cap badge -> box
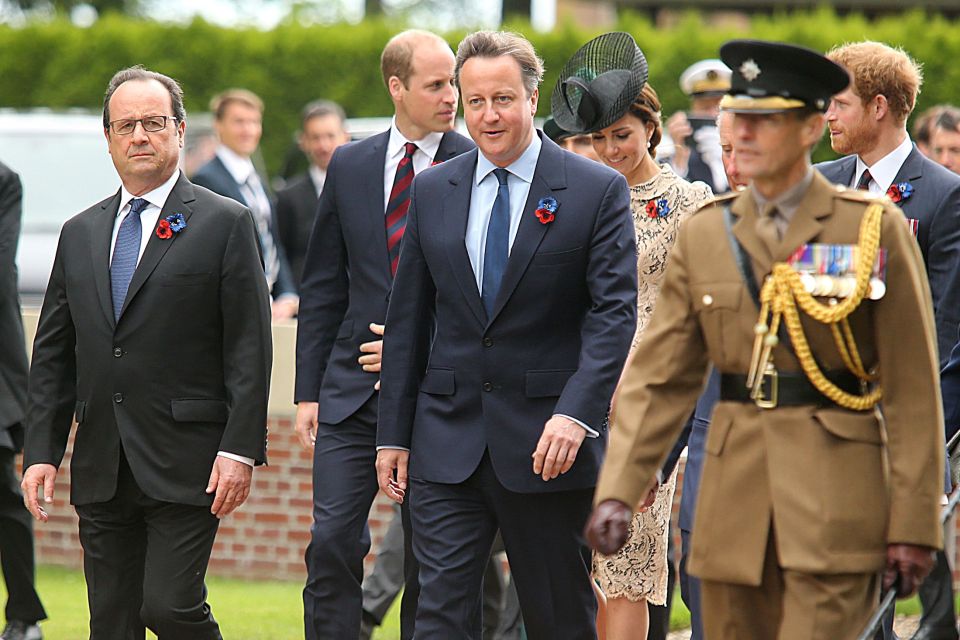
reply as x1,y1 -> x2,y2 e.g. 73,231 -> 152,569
740,59 -> 761,82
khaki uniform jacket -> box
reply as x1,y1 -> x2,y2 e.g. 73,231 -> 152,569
596,171 -> 944,586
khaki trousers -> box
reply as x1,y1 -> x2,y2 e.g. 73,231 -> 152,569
701,532 -> 879,639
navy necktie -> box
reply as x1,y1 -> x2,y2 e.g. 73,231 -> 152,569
111,197 -> 148,321
481,168 -> 510,316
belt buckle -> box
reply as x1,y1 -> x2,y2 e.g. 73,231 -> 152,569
753,364 -> 778,409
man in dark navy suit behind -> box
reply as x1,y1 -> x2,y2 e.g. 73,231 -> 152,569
294,29 -> 475,640
376,31 -> 637,639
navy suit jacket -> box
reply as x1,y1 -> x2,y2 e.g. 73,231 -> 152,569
192,155 -> 298,299
817,146 -> 960,364
377,133 -> 638,494
295,129 -> 475,425
0,162 -> 27,452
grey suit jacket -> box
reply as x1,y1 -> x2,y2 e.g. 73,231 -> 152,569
817,146 -> 960,364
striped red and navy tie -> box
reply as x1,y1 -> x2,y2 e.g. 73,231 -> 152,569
385,142 -> 418,277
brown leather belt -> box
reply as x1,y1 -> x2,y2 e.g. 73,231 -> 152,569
719,370 -> 865,408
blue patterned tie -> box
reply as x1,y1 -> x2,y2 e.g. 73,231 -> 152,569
111,197 -> 148,321
481,168 -> 510,317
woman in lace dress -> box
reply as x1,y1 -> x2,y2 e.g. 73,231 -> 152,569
590,82 -> 712,640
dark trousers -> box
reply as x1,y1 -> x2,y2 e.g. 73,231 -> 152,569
679,528 -> 703,640
303,396 -> 418,640
647,518 -> 676,640
410,452 -> 596,640
75,452 -> 221,640
361,501 -> 521,639
0,448 -> 45,624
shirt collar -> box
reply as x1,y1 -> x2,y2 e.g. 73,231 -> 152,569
855,135 -> 913,191
309,165 -> 327,194
474,131 -> 541,186
753,166 -> 815,220
387,117 -> 444,162
216,145 -> 256,184
118,169 -> 180,217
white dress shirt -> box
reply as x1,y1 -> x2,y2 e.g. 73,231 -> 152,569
465,133 -> 597,438
111,169 -> 254,468
853,135 -> 914,194
383,118 -> 443,212
309,165 -> 327,197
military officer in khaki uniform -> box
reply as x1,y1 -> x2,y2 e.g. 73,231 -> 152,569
585,40 -> 944,640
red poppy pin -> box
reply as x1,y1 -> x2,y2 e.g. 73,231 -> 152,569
156,213 -> 186,239
535,196 -> 558,225
886,182 -> 914,204
645,197 -> 671,219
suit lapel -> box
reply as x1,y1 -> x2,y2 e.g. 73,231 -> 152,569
363,131 -> 391,281
118,174 -> 196,321
93,191 -> 122,328
892,146 -> 923,217
488,135 -> 567,325
443,151 -> 486,326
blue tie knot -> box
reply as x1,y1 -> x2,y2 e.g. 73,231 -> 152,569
494,168 -> 509,186
128,198 -> 149,216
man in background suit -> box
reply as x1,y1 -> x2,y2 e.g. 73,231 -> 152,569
0,162 -> 46,640
275,99 -> 349,289
816,41 -> 960,640
294,30 -> 474,640
376,31 -> 637,639
22,67 -> 271,639
192,88 -> 299,320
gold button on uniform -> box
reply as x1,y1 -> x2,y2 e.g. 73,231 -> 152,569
702,294 -> 714,306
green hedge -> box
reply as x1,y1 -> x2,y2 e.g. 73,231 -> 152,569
1,8 -> 958,175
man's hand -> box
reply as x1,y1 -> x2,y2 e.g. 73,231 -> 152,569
294,401 -> 319,451
206,456 -> 253,519
271,297 -> 299,320
376,448 -> 408,504
884,544 -> 936,597
637,480 -> 659,512
359,323 -> 385,391
532,415 -> 586,481
584,499 -> 633,555
665,111 -> 692,174
21,463 -> 57,523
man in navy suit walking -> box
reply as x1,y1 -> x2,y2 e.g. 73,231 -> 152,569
376,31 -> 637,639
294,29 -> 474,640
816,41 -> 960,640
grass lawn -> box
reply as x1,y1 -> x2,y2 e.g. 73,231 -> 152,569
23,565 -> 925,639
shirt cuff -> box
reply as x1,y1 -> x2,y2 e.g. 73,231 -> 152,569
217,451 -> 255,467
375,446 -> 410,452
554,414 -> 599,438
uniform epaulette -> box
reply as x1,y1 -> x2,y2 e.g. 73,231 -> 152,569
833,185 -> 886,204
693,191 -> 737,215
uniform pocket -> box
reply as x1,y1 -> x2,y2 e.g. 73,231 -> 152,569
691,283 -> 743,364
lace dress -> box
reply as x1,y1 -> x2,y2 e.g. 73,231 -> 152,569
594,165 -> 713,603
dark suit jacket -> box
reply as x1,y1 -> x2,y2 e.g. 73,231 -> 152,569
817,146 -> 960,364
377,133 -> 638,494
295,129 -> 475,425
275,172 -> 320,290
941,339 -> 960,443
192,155 -> 298,300
25,173 -> 272,507
0,162 -> 28,452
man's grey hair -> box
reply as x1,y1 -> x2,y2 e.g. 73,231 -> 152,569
102,65 -> 186,130
454,31 -> 544,97
301,99 -> 347,129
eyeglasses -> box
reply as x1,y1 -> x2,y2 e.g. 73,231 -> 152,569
108,115 -> 176,135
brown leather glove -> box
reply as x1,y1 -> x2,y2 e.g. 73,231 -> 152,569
883,544 -> 936,598
584,499 -> 633,555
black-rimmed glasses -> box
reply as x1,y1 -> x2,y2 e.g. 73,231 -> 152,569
108,115 -> 176,135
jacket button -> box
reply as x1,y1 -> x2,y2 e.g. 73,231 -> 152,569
482,382 -> 493,392
483,337 -> 493,347
113,347 -> 123,358
113,393 -> 123,403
